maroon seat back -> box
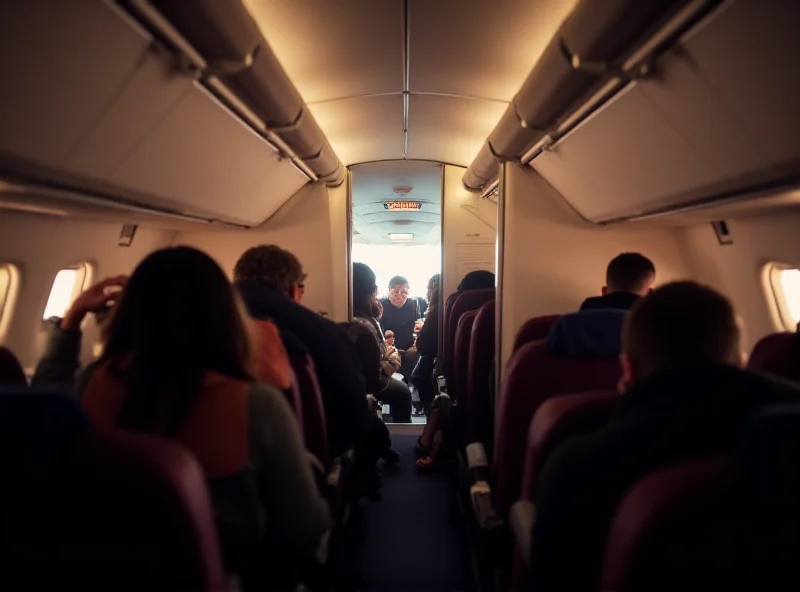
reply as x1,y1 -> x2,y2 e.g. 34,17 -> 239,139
602,456 -> 741,591
289,353 -> 330,468
521,389 -> 619,501
0,346 -> 26,385
512,315 -> 561,353
444,289 -> 495,389
466,300 -> 496,446
3,397 -> 227,591
494,341 -> 622,517
453,310 -> 478,401
748,332 -> 799,381
282,366 -> 305,437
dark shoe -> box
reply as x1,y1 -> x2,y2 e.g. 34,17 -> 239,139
382,447 -> 401,465
412,402 -> 424,416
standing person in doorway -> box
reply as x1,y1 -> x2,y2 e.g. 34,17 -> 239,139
380,276 -> 423,384
353,264 -> 413,423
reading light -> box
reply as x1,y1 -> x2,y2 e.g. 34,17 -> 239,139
389,233 -> 414,241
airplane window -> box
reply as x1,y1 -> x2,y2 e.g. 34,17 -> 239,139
0,263 -> 20,341
779,268 -> 800,326
42,265 -> 90,320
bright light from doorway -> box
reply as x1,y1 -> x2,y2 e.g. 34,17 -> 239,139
352,243 -> 441,299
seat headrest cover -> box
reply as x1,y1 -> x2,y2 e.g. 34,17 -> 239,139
547,309 -> 627,358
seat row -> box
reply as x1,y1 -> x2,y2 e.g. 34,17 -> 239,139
438,292 -> 799,590
0,347 -> 351,590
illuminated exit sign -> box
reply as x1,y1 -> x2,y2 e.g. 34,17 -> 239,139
384,201 -> 422,211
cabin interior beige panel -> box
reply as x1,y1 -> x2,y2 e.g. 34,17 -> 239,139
406,95 -> 507,166
174,183 -> 338,318
442,165 -> 498,300
498,164 -> 693,374
680,211 -> 800,352
409,0 -> 578,101
0,212 -> 175,368
242,0 -> 403,103
327,175 -> 351,322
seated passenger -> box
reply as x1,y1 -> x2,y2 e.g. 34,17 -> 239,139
352,263 -> 412,423
33,247 -> 331,578
338,321 -> 402,480
380,276 -> 422,383
580,252 -> 655,311
411,274 -> 441,412
457,269 -> 495,292
233,245 -> 369,458
530,281 -> 800,591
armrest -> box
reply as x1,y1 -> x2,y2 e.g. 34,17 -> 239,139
465,442 -> 490,485
509,500 -> 536,567
326,456 -> 343,489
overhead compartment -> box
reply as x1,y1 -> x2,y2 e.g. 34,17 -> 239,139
531,0 -> 800,223
0,0 -> 310,226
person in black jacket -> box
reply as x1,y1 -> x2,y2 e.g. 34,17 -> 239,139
530,281 -> 800,591
233,245 -> 369,459
579,252 -> 655,311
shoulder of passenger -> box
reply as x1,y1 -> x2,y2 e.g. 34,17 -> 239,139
246,382 -> 292,417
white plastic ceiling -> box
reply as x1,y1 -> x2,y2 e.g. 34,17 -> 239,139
351,161 -> 442,245
530,0 -> 800,223
242,0 -> 578,167
0,0 -> 308,227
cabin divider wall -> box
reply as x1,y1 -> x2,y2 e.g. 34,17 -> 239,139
175,182 -> 348,321
680,212 -> 800,351
441,165 -> 498,300
496,163 -> 694,380
0,211 -> 175,368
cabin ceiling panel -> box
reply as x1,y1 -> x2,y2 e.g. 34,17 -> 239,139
109,84 -> 307,226
409,0 -> 578,102
0,1 -> 149,169
242,0 -> 403,103
406,95 -> 507,167
531,0 -> 800,223
309,95 -> 405,166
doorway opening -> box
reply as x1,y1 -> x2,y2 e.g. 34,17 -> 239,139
350,161 -> 443,425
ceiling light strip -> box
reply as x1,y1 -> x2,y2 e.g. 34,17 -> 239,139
402,0 -> 410,158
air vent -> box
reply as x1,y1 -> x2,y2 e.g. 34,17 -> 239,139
118,224 -> 138,247
711,220 -> 733,245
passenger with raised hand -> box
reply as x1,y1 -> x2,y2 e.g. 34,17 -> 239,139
233,245 -> 369,458
33,247 -> 331,581
530,281 -> 800,591
580,252 -> 656,311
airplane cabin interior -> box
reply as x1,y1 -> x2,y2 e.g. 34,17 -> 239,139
1,0 -> 799,590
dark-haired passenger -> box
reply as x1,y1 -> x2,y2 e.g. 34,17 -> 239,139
580,252 -> 655,311
352,263 -> 413,423
530,281 -> 800,591
32,247 -> 331,579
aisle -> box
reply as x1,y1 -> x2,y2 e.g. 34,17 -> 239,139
347,434 -> 469,591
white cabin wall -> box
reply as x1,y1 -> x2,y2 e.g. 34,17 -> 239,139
327,175 -> 350,322
442,165 -> 498,299
0,211 -> 175,368
680,212 -> 800,351
498,163 -> 694,375
175,182 -> 343,319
